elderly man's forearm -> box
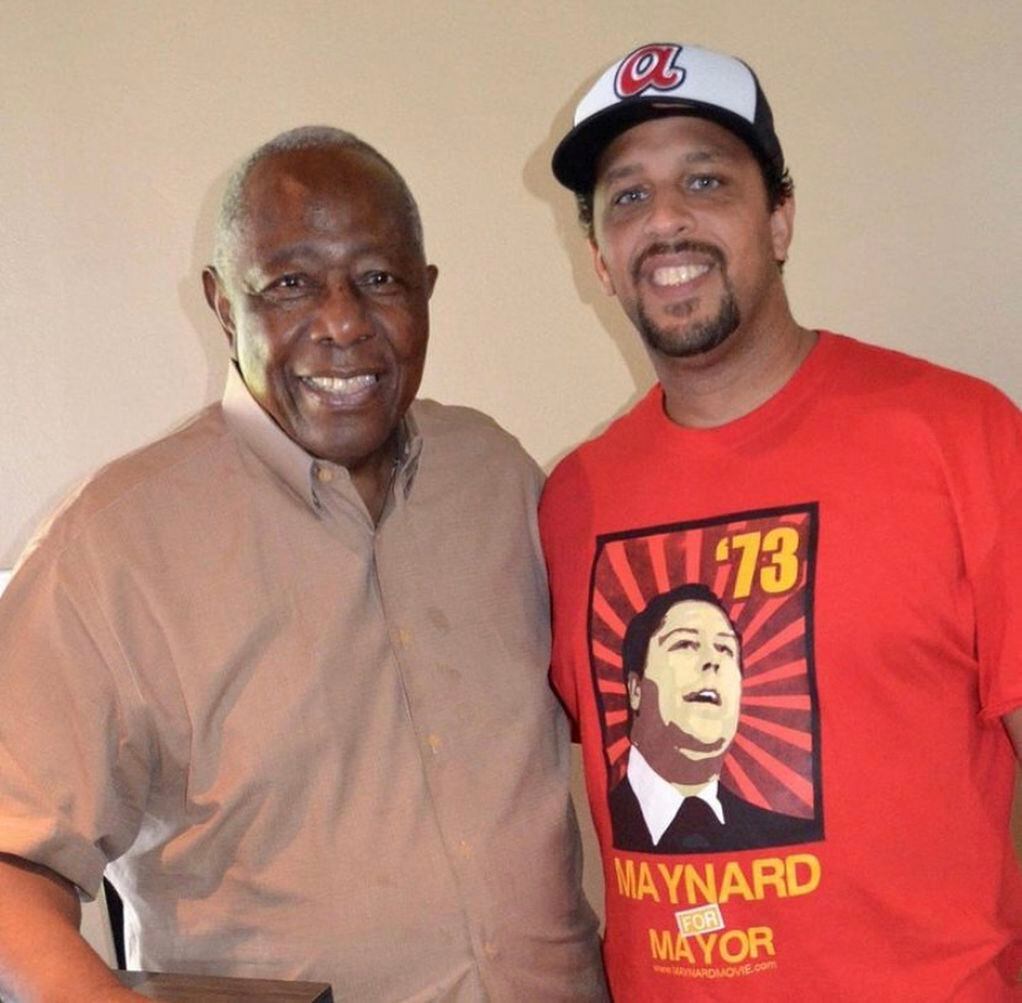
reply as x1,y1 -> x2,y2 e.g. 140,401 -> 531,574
0,855 -> 142,1003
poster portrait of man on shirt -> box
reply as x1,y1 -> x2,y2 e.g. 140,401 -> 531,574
608,575 -> 820,854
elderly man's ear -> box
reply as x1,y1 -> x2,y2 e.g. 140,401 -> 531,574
202,267 -> 237,355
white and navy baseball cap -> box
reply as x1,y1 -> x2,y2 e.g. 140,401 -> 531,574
552,42 -> 785,194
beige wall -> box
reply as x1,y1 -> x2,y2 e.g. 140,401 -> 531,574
2,0 -> 1020,567
2,0 -> 1021,919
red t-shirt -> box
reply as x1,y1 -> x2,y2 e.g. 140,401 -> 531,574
541,333 -> 1022,1001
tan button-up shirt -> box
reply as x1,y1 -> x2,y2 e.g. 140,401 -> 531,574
0,369 -> 605,1000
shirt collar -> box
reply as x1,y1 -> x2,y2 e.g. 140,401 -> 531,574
220,365 -> 422,512
627,745 -> 725,844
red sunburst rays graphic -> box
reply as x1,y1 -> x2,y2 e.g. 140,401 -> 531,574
590,512 -> 816,818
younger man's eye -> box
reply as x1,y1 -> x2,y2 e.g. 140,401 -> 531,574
689,175 -> 722,192
612,188 -> 646,206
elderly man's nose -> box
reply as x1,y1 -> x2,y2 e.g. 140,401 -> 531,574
311,286 -> 372,345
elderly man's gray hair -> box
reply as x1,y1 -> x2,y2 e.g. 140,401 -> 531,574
212,125 -> 425,275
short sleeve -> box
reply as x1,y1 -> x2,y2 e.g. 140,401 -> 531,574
954,387 -> 1022,719
540,454 -> 591,736
0,543 -> 152,897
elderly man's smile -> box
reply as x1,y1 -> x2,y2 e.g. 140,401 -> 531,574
298,372 -> 382,407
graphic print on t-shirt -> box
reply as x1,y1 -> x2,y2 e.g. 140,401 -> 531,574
589,504 -> 823,855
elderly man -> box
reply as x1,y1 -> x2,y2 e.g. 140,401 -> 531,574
540,42 -> 1022,1000
0,127 -> 604,1002
612,582 -> 816,854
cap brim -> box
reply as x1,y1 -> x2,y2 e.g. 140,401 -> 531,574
551,97 -> 778,194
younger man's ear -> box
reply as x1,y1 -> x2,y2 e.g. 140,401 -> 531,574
589,239 -> 618,298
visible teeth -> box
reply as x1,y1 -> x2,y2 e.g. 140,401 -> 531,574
652,264 -> 710,287
685,689 -> 721,704
303,374 -> 377,393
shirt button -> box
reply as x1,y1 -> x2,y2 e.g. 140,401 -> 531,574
315,465 -> 334,484
427,734 -> 443,755
457,839 -> 473,859
483,941 -> 499,959
397,627 -> 412,649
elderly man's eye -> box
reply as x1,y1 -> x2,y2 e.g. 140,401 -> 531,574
262,274 -> 312,298
362,271 -> 397,287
